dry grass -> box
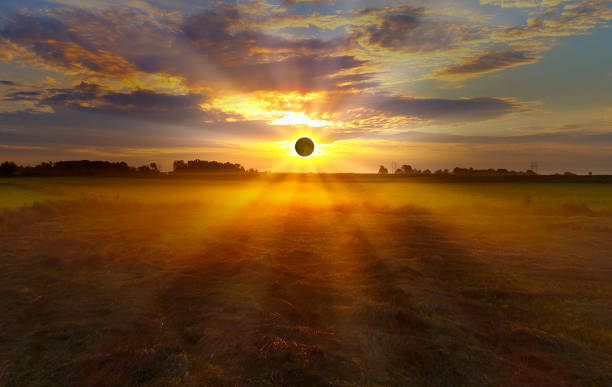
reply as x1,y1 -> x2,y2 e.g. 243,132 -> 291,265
1,176 -> 611,386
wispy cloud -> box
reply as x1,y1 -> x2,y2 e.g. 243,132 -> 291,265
438,50 -> 540,78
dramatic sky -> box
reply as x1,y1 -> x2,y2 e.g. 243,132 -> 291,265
0,0 -> 611,172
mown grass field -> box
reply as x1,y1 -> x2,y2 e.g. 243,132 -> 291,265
1,176 -> 611,386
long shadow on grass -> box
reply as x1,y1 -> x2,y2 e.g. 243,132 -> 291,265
63,175 -> 308,385
314,175 -> 580,387
313,174 -> 497,385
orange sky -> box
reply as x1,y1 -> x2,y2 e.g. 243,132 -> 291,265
0,0 -> 611,173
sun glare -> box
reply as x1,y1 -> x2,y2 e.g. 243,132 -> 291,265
205,92 -> 333,129
271,112 -> 331,127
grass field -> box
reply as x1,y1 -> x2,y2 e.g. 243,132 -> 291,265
1,176 -> 611,386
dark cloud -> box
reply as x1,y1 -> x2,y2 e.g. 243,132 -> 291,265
0,13 -> 135,77
70,91 -> 233,124
39,82 -> 102,106
367,12 -> 420,47
1,13 -> 82,47
364,130 -> 612,145
9,84 -> 238,124
304,92 -> 524,124
0,6 -> 364,93
180,7 -> 362,91
364,8 -> 481,52
0,80 -> 17,86
439,50 -> 538,77
182,8 -> 251,65
376,96 -> 522,121
101,91 -> 205,111
4,90 -> 42,102
0,109 -> 278,150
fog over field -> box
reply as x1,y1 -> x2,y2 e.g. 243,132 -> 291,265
1,176 -> 611,385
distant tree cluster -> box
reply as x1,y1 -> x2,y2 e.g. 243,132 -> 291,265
0,159 -> 259,177
378,164 -> 540,176
378,164 -> 433,175
394,165 -> 432,175
0,160 -> 160,177
448,167 -> 537,176
172,159 -> 255,174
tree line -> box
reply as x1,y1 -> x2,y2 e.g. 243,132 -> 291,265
0,159 -> 255,177
377,164 -> 588,176
173,160 -> 256,174
378,164 -> 539,175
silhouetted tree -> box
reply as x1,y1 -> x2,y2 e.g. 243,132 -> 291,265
172,159 -> 245,173
0,160 -> 165,176
449,167 -> 541,176
136,163 -> 161,175
173,160 -> 186,171
0,161 -> 18,176
400,165 -> 413,174
378,165 -> 388,174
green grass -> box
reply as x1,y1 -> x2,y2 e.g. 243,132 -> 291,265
1,176 -> 611,385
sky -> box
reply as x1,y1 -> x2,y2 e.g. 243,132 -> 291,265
0,0 -> 610,173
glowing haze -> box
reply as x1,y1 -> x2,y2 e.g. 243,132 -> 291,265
0,0 -> 611,173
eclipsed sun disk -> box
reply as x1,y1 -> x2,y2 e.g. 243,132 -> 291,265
295,137 -> 315,157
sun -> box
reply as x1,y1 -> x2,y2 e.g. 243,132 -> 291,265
294,136 -> 316,157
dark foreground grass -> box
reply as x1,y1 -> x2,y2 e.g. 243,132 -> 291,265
0,177 -> 611,386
